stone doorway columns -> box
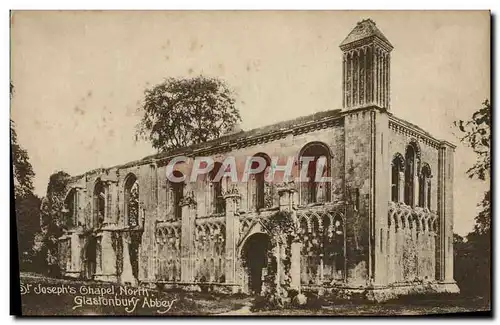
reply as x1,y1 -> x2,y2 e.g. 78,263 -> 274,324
241,233 -> 271,295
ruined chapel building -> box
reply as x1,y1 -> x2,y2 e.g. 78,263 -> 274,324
56,19 -> 459,300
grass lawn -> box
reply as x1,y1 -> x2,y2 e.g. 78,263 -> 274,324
17,272 -> 490,316
251,293 -> 491,316
252,298 -> 490,316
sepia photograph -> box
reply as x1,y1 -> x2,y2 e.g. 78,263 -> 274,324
10,10 -> 491,316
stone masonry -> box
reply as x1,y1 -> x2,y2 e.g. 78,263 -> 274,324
56,19 -> 459,301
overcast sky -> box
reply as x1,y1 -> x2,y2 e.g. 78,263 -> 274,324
10,11 -> 490,235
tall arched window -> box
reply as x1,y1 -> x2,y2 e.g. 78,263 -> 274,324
124,174 -> 139,227
93,180 -> 105,228
168,170 -> 184,220
64,188 -> 77,228
247,153 -> 272,211
209,162 -> 225,214
299,143 -> 331,205
404,142 -> 420,206
419,163 -> 432,209
391,154 -> 404,202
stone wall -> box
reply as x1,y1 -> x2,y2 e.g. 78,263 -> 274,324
193,218 -> 226,283
56,108 -> 456,296
155,222 -> 181,282
385,116 -> 452,286
150,122 -> 345,219
386,202 -> 437,283
60,117 -> 347,288
343,109 -> 374,285
296,206 -> 345,286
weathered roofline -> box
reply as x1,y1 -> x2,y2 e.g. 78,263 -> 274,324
71,109 -> 344,180
69,107 -> 454,182
388,113 -> 456,149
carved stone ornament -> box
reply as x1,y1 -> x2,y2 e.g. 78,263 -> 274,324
223,184 -> 241,199
179,190 -> 197,208
277,180 -> 297,194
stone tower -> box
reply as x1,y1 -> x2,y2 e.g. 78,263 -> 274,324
340,19 -> 393,111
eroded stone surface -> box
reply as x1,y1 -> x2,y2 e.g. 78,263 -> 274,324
55,19 -> 457,301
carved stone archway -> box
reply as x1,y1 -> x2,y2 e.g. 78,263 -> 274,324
240,232 -> 271,295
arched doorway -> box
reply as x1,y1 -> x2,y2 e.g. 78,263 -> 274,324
241,233 -> 271,295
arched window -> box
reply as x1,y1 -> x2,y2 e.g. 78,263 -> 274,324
64,188 -> 77,228
93,180 -> 105,228
168,170 -> 184,220
209,162 -> 225,214
248,153 -> 272,211
419,163 -> 432,209
299,143 -> 331,205
404,142 -> 420,206
124,174 -> 139,227
391,153 -> 404,202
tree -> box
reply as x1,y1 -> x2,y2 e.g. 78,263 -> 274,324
454,99 -> 491,234
10,82 -> 35,199
453,99 -> 491,298
11,82 -> 41,270
16,193 -> 41,270
11,120 -> 35,200
137,76 -> 241,152
454,99 -> 490,181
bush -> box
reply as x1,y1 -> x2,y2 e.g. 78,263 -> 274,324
250,294 -> 286,312
288,289 -> 299,301
250,295 -> 272,312
454,232 -> 491,299
291,293 -> 307,307
303,292 -> 326,310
